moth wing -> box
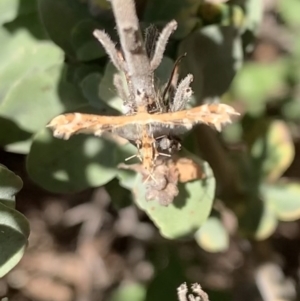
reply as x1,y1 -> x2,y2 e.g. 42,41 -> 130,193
47,113 -> 118,140
149,104 -> 239,132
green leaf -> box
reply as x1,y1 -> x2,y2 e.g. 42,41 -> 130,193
0,202 -> 30,278
254,203 -> 278,240
0,64 -> 88,153
278,0 -> 300,27
16,0 -> 37,15
238,197 -> 265,237
0,165 -> 29,278
0,0 -> 19,25
0,117 -> 31,152
109,283 -> 146,301
144,0 -> 200,39
0,30 -> 64,103
98,62 -> 125,112
4,0 -> 48,40
282,97 -> 300,121
80,72 -> 108,110
194,216 -> 229,252
0,29 -> 66,152
115,143 -> 141,190
244,0 -> 263,34
71,19 -> 106,61
0,65 -> 64,133
71,63 -> 104,85
0,164 -> 23,209
146,248 -> 186,301
27,128 -> 119,193
133,161 -> 215,239
106,178 -> 133,209
4,139 -> 33,154
154,56 -> 174,87
251,120 -> 295,182
38,0 -> 92,57
262,181 -> 300,221
38,0 -> 115,59
179,25 -> 243,101
197,3 -> 245,30
231,60 -> 288,115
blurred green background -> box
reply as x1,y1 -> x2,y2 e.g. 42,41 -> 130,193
0,0 -> 300,300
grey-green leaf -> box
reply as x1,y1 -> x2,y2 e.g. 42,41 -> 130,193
0,166 -> 28,278
27,128 -> 119,193
0,164 -> 23,209
262,181 -> 300,222
0,202 -> 30,278
195,216 -> 229,252
179,25 -> 243,102
133,162 -> 216,239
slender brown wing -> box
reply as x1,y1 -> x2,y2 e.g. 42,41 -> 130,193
146,103 -> 240,131
47,103 -> 239,140
47,113 -> 131,140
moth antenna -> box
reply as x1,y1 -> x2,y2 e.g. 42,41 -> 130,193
93,29 -> 127,72
171,74 -> 194,112
162,53 -> 187,105
150,20 -> 177,70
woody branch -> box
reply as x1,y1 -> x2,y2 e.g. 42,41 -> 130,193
110,0 -> 155,106
94,0 -> 178,109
